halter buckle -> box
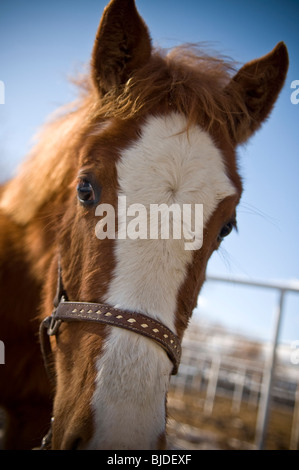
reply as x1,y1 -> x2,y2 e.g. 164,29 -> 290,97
47,295 -> 66,336
47,315 -> 62,336
40,417 -> 54,450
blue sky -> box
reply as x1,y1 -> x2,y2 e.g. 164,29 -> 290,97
0,0 -> 298,344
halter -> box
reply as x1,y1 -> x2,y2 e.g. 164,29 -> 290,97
39,260 -> 182,448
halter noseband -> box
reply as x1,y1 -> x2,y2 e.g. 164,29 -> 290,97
39,262 -> 181,391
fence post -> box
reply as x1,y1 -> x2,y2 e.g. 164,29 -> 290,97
290,382 -> 299,450
255,289 -> 285,449
232,367 -> 246,413
204,355 -> 221,415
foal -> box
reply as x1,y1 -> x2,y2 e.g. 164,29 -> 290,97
0,0 -> 288,449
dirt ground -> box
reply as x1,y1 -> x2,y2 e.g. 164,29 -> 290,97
166,390 -> 295,450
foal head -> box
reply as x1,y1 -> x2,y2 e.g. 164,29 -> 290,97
39,0 -> 288,449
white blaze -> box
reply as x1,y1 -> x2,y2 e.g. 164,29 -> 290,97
88,113 -> 236,449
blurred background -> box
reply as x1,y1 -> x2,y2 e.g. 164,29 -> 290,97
0,0 -> 298,450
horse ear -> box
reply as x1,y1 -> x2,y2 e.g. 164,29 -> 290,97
225,42 -> 289,144
91,0 -> 152,96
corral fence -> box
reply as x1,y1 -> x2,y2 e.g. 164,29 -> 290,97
169,275 -> 299,450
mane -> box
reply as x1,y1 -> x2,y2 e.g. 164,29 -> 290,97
0,45 -> 249,225
97,45 -> 250,137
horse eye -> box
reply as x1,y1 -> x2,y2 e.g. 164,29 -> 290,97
218,221 -> 234,243
77,179 -> 98,206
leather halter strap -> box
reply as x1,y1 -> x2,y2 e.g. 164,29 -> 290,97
41,300 -> 181,375
40,263 -> 181,380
